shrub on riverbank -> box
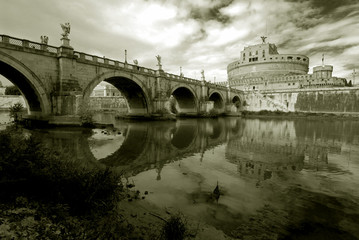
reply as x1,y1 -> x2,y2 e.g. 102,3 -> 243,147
9,102 -> 23,123
161,214 -> 188,240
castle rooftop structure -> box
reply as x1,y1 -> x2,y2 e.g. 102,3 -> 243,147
228,37 -> 309,81
227,37 -> 347,91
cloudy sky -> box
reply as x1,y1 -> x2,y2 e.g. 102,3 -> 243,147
0,0 -> 358,86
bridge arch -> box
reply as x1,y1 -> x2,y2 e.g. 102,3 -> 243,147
170,122 -> 197,150
208,91 -> 225,111
99,123 -> 149,168
231,95 -> 242,111
170,85 -> 198,114
83,71 -> 152,114
0,50 -> 51,115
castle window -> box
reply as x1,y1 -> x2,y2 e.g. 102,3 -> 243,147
287,56 -> 293,60
255,50 -> 258,55
297,57 -> 301,60
303,58 -> 307,61
243,53 -> 245,60
262,50 -> 265,57
249,52 -> 252,56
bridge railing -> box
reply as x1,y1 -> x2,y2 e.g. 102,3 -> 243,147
0,34 -> 58,54
73,51 -> 158,75
164,72 -> 202,84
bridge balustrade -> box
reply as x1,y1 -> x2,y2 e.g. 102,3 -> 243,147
0,34 -> 58,54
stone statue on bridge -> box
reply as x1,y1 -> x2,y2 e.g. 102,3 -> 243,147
60,22 -> 71,38
156,55 -> 162,70
40,36 -> 48,45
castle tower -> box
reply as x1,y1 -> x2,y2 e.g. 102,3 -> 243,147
312,65 -> 333,79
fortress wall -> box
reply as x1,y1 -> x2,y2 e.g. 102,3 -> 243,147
0,95 -> 26,109
89,96 -> 128,112
294,88 -> 359,113
262,87 -> 359,113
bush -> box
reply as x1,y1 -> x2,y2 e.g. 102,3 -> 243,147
162,215 -> 188,240
9,102 -> 23,123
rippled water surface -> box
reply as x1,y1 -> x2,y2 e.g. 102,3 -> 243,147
29,115 -> 359,239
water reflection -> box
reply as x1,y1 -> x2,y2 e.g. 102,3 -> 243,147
27,116 -> 359,238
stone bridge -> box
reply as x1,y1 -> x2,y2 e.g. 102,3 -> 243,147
0,34 -> 244,123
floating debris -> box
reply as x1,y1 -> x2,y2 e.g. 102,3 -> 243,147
213,181 -> 220,202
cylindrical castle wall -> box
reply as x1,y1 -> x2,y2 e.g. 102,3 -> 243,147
228,60 -> 309,81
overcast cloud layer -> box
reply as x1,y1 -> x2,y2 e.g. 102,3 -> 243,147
0,0 -> 358,85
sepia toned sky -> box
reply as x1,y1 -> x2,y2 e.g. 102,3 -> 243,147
0,0 -> 358,86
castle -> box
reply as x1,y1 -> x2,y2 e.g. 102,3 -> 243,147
227,37 -> 348,91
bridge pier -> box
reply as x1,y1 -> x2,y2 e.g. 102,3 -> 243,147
200,100 -> 214,113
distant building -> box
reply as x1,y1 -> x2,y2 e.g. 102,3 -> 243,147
91,82 -> 122,97
227,37 -> 347,91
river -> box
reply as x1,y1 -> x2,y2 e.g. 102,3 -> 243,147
2,113 -> 359,238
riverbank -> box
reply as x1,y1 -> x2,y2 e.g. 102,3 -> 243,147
0,189 -> 231,240
242,110 -> 359,120
0,125 -> 232,239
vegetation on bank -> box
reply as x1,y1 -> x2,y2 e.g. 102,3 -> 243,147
242,110 -> 359,119
9,102 -> 23,124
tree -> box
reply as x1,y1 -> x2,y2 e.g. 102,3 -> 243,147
5,85 -> 21,95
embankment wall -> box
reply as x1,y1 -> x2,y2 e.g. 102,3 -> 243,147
89,97 -> 128,113
0,95 -> 26,109
247,87 -> 359,113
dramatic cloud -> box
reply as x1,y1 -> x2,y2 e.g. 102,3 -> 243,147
0,0 -> 358,86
